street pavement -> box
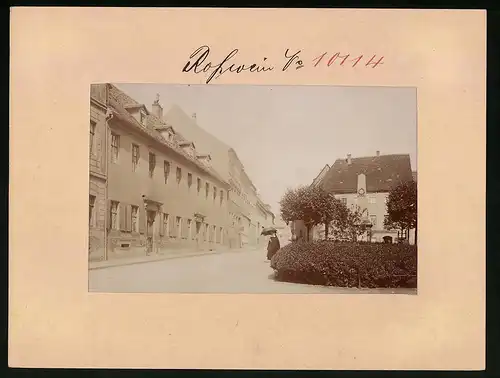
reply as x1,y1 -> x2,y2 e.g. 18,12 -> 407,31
88,247 -> 417,294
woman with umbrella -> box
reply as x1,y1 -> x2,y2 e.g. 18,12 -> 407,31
262,227 -> 280,260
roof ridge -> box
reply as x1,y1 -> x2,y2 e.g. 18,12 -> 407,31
310,163 -> 331,185
342,153 -> 409,159
107,91 -> 226,186
165,104 -> 232,151
322,153 -> 413,193
109,84 -> 141,106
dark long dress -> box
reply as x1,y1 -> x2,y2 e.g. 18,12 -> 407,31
267,236 -> 281,260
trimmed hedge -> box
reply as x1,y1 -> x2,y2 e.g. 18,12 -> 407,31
270,241 -> 417,288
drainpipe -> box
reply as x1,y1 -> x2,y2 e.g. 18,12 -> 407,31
104,107 -> 114,261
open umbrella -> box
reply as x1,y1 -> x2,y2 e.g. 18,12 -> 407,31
261,227 -> 277,236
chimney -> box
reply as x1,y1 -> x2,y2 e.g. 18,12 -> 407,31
152,93 -> 163,119
192,112 -> 197,120
376,150 -> 380,157
347,154 -> 352,165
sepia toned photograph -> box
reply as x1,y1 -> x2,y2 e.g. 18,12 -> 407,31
88,84 -> 417,294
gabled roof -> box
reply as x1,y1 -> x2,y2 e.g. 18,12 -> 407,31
164,104 -> 232,181
179,141 -> 196,149
124,103 -> 149,115
144,113 -> 174,132
310,164 -> 331,187
321,154 -> 413,194
163,106 -> 276,211
106,84 -> 228,187
108,85 -> 140,108
154,124 -> 175,133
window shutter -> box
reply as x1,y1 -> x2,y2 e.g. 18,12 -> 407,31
107,200 -> 112,230
124,205 -> 129,232
129,205 -> 134,232
159,212 -> 164,236
138,205 -> 146,234
125,205 -> 132,232
119,203 -> 127,231
169,216 -> 176,237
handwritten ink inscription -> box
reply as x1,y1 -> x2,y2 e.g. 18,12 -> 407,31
312,52 -> 384,68
182,45 -> 274,84
182,46 -> 384,83
283,49 -> 304,71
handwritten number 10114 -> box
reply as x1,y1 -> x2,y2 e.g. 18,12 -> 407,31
313,52 -> 384,68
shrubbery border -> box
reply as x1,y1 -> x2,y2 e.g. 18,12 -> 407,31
270,241 -> 417,289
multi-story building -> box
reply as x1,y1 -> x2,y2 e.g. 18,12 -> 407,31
293,152 -> 416,244
274,217 -> 292,247
227,148 -> 276,248
89,84 -> 232,262
89,84 -> 108,262
254,196 -> 276,247
163,104 -> 275,249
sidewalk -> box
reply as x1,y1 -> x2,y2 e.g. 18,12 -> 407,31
88,246 -> 260,270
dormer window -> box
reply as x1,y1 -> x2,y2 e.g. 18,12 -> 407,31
196,154 -> 212,167
180,141 -> 196,157
124,103 -> 149,125
157,125 -> 176,143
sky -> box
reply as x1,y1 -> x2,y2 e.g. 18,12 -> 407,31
115,84 -> 417,216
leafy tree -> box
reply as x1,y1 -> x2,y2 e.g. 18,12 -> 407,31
330,203 -> 367,242
279,185 -> 343,240
384,180 -> 417,242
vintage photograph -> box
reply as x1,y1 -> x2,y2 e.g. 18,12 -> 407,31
88,84 -> 417,294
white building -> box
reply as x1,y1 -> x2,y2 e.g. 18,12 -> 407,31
294,152 -> 416,244
163,104 -> 275,249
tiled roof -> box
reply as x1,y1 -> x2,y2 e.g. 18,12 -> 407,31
311,164 -> 331,187
179,141 -> 195,148
108,84 -> 140,106
163,105 -> 275,212
106,84 -> 228,187
321,154 -> 413,194
124,103 -> 149,114
164,105 -> 232,180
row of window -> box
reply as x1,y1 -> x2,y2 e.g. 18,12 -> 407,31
339,196 -> 380,206
230,182 -> 255,208
109,132 -> 228,205
89,121 -> 96,155
107,200 -> 225,243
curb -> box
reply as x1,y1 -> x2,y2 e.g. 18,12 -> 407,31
88,248 -> 255,271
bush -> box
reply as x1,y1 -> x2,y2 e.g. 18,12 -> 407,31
270,241 -> 417,288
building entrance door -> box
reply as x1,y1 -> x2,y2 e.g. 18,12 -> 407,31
195,221 -> 202,249
146,210 -> 156,255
